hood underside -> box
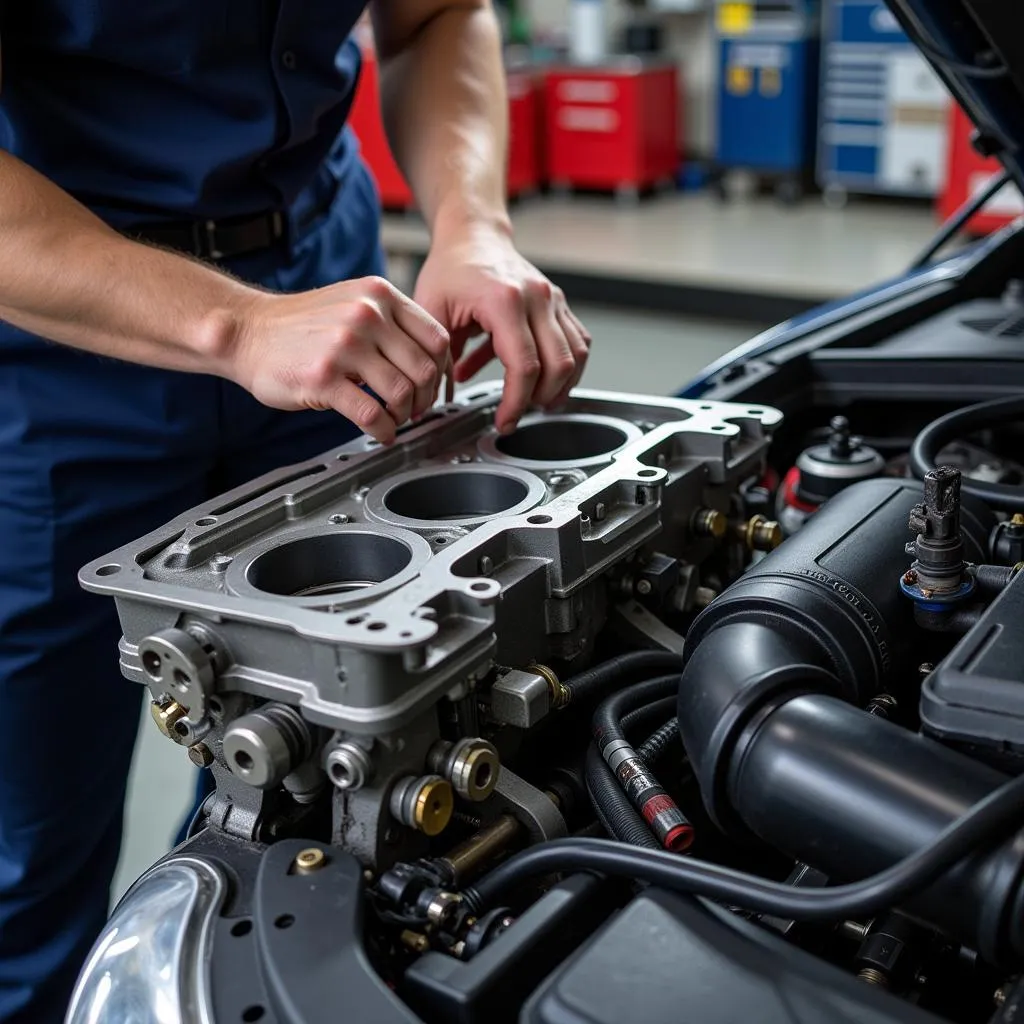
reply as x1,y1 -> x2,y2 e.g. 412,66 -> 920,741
886,0 -> 1024,192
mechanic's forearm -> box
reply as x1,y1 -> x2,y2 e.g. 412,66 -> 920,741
375,3 -> 511,243
0,152 -> 254,372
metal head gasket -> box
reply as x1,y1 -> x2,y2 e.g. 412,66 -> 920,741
80,383 -> 781,736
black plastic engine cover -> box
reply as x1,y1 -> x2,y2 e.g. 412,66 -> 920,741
523,890 -> 943,1024
921,566 -> 1024,773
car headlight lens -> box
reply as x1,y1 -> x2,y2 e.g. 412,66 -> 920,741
66,858 -> 224,1024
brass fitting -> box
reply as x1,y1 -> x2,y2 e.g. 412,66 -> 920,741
857,967 -> 889,988
428,738 -> 501,802
390,775 -> 454,837
151,699 -> 189,742
439,814 -> 523,884
187,743 -> 214,768
1011,513 -> 1024,527
531,662 -> 570,709
691,507 -> 727,540
736,514 -> 783,553
293,848 -> 327,875
401,930 -> 430,954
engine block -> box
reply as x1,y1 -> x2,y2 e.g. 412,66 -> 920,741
81,384 -> 781,863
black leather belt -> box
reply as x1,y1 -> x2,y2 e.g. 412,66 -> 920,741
129,210 -> 287,262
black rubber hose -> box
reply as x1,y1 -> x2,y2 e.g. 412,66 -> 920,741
562,651 -> 684,706
619,696 -> 677,745
592,674 -> 681,747
637,718 -> 680,767
584,744 -> 659,850
465,770 -> 1024,922
910,396 -> 1024,511
593,676 -> 692,851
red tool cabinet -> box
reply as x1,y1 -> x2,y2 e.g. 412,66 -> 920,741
349,49 -> 541,211
543,60 -> 680,195
939,104 -> 1022,236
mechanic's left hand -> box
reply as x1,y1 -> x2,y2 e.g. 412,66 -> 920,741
414,227 -> 591,434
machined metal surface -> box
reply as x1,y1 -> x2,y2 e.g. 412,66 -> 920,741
81,386 -> 780,737
81,385 -> 780,860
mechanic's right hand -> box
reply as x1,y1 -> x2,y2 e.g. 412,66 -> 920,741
231,276 -> 450,445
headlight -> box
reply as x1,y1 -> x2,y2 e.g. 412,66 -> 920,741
66,858 -> 224,1024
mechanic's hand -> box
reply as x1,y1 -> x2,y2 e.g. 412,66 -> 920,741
414,228 -> 591,434
232,276 -> 450,445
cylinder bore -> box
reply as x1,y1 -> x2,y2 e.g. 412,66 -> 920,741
247,532 -> 412,597
228,525 -> 431,607
478,414 -> 643,470
365,465 -> 546,530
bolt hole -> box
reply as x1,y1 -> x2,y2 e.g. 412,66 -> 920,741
96,564 -> 121,577
400,631 -> 413,638
433,536 -> 448,545
196,517 -> 218,527
367,621 -> 387,632
748,409 -> 762,415
474,763 -> 492,788
174,721 -> 190,737
431,799 -> 442,812
330,763 -> 350,783
337,454 -> 349,462
527,514 -> 552,525
173,668 -> 191,691
231,919 -> 252,938
274,914 -> 295,930
208,697 -> 223,715
637,469 -> 659,478
242,1006 -> 265,1022
700,404 -> 713,410
470,581 -> 492,593
142,650 -> 162,679
712,425 -> 727,432
345,615 -> 367,626
234,751 -> 254,773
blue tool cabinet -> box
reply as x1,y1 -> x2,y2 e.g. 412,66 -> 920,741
715,1 -> 821,202
817,0 -> 949,203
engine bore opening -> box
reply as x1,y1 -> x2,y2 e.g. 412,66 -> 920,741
496,419 -> 630,463
246,532 -> 414,598
383,472 -> 530,522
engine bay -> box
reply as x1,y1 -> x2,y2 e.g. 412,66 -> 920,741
68,276 -> 1024,1024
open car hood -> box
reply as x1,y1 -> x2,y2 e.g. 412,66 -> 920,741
886,1 -> 1024,191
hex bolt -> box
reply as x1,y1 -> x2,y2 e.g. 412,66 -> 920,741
293,847 -> 327,875
635,579 -> 653,597
325,742 -> 373,792
428,737 -> 501,802
151,700 -> 189,743
425,891 -> 463,927
594,502 -> 607,522
478,555 -> 494,576
548,474 -> 568,489
223,703 -> 313,790
390,775 -> 454,836
452,453 -> 473,464
188,743 -> 215,768
691,507 -> 727,540
736,514 -> 783,552
328,513 -> 350,525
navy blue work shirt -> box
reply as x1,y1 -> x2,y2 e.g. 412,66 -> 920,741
0,1 -> 373,231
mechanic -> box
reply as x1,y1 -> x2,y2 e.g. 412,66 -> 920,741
0,3 -> 590,1020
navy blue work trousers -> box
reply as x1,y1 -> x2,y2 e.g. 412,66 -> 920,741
0,163 -> 385,1023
